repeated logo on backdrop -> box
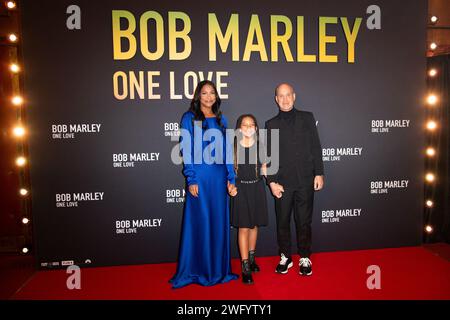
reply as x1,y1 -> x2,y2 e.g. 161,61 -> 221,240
22,0 -> 426,268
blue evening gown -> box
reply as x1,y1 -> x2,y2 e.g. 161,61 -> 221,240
170,110 -> 238,289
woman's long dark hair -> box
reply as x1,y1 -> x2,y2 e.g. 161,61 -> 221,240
234,114 -> 260,178
189,80 -> 224,130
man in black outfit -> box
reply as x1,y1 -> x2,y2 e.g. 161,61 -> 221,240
265,83 -> 324,276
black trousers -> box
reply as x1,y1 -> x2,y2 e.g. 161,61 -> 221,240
274,183 -> 314,258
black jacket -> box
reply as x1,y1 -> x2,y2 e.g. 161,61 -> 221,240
265,108 -> 324,187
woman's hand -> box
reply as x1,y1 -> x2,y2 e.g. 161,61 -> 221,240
227,181 -> 238,197
188,184 -> 199,197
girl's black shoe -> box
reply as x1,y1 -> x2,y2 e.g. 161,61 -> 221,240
241,259 -> 254,284
249,250 -> 260,272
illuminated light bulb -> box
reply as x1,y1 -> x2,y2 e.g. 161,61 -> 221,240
428,69 -> 437,77
12,96 -> 23,106
10,63 -> 20,73
22,218 -> 29,224
427,94 -> 438,106
426,147 -> 435,157
6,1 -> 16,9
426,120 -> 437,131
19,188 -> 28,196
8,33 -> 18,42
430,16 -> 438,24
425,225 -> 433,233
16,156 -> 26,167
426,200 -> 433,208
430,42 -> 437,50
22,247 -> 29,254
13,126 -> 25,137
425,173 -> 435,182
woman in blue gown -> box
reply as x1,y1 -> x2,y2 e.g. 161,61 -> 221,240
170,80 -> 239,289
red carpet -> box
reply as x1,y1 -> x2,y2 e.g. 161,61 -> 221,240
0,255 -> 34,300
10,246 -> 450,300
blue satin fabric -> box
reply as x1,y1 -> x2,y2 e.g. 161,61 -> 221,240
170,111 -> 238,289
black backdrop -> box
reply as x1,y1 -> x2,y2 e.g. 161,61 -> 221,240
20,0 -> 427,269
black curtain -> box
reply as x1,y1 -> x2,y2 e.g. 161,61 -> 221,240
425,54 -> 450,243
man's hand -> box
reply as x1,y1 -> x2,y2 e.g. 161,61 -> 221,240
314,175 -> 324,191
188,184 -> 199,197
227,181 -> 238,197
269,182 -> 284,198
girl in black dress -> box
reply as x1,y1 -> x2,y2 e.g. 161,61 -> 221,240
230,114 -> 269,284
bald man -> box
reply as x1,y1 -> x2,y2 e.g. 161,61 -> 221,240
265,83 -> 324,276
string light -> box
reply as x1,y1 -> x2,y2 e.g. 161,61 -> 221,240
426,120 -> 437,131
4,9 -> 32,258
12,125 -> 26,138
426,147 -> 435,157
426,94 -> 438,106
10,63 -> 20,73
6,1 -> 16,9
425,17 -> 439,241
15,156 -> 26,167
8,33 -> 18,42
428,69 -> 437,77
425,173 -> 435,183
11,95 -> 23,106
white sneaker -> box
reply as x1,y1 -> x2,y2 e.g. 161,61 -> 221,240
299,257 -> 312,276
275,253 -> 293,274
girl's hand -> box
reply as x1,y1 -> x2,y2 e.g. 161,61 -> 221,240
227,181 -> 238,197
261,163 -> 267,177
188,184 -> 199,197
